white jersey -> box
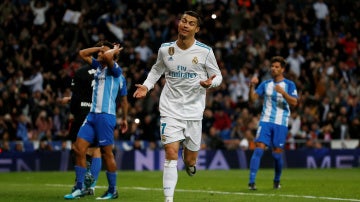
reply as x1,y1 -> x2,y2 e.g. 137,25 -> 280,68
143,40 -> 222,120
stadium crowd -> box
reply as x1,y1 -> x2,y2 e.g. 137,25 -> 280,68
0,0 -> 360,153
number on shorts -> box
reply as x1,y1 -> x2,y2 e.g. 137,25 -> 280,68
161,122 -> 167,134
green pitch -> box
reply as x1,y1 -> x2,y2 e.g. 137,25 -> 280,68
0,168 -> 359,202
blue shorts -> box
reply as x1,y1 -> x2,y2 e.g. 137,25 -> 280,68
77,112 -> 116,146
255,122 -> 288,149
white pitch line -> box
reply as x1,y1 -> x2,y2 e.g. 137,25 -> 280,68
46,184 -> 360,202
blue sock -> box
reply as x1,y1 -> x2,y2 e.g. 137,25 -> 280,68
90,157 -> 102,187
249,148 -> 264,184
106,171 -> 117,193
272,152 -> 283,182
75,166 -> 87,189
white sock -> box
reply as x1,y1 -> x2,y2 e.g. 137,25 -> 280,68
165,196 -> 173,202
163,159 -> 178,200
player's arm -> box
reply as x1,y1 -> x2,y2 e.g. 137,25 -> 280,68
102,44 -> 123,69
119,95 -> 129,134
274,85 -> 298,107
134,49 -> 165,98
248,76 -> 259,103
79,46 -> 102,65
201,49 -> 223,88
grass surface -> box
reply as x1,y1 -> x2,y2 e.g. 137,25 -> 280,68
0,168 -> 359,202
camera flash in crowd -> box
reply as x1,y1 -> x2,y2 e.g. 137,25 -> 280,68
134,118 -> 140,124
211,14 -> 217,19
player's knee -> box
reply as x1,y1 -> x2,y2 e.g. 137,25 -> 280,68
73,144 -> 86,156
255,142 -> 266,149
165,148 -> 179,160
272,147 -> 283,153
101,147 -> 114,159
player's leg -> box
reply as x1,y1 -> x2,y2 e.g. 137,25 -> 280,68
182,120 -> 202,176
84,147 -> 101,195
182,148 -> 198,176
64,116 -> 95,199
160,117 -> 185,202
68,118 -> 82,187
272,148 -> 283,189
90,147 -> 102,188
248,122 -> 270,190
95,113 -> 118,200
272,124 -> 288,189
96,145 -> 118,199
163,142 -> 180,202
64,138 -> 91,199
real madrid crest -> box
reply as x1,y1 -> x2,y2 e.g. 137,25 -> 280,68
168,47 -> 174,61
192,57 -> 198,64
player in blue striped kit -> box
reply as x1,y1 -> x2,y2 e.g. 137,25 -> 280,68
64,41 -> 124,200
248,56 -> 298,190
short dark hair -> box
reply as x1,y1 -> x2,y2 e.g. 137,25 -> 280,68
94,41 -> 120,61
184,11 -> 202,27
271,56 -> 287,68
94,40 -> 113,49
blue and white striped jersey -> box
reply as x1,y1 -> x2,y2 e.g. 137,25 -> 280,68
255,78 -> 298,126
89,58 -> 122,115
118,74 -> 127,97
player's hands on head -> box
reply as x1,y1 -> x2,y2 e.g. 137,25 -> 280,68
200,75 -> 216,88
133,84 -> 148,98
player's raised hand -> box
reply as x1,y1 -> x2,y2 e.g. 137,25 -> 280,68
133,84 -> 148,98
113,43 -> 123,52
249,76 -> 259,86
200,75 -> 216,88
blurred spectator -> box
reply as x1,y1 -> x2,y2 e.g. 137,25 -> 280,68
212,106 -> 232,140
30,0 -> 49,26
286,48 -> 305,79
22,64 -> 43,94
37,139 -> 53,152
320,123 -> 333,148
134,39 -> 153,63
205,126 -> 225,150
14,141 -> 24,152
16,113 -> 31,142
287,110 -> 301,150
34,110 -> 53,140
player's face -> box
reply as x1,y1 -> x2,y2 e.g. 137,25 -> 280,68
97,46 -> 111,62
178,14 -> 200,39
270,61 -> 284,78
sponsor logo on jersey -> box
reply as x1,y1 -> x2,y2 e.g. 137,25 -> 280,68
80,102 -> 92,107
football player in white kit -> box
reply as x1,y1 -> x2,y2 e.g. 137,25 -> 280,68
133,11 -> 223,202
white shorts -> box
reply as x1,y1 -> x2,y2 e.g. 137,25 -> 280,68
160,116 -> 202,151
